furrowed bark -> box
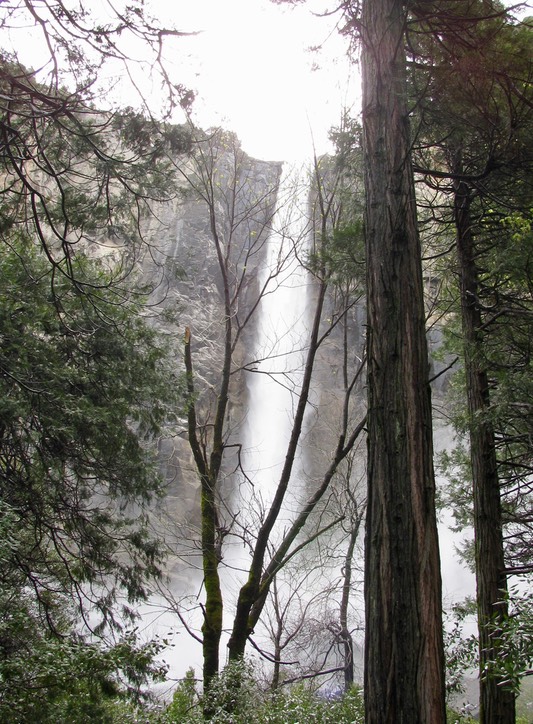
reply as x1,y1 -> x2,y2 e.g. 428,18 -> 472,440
453,170 -> 516,724
361,0 -> 446,721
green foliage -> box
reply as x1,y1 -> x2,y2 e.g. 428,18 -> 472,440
446,709 -> 477,724
0,615 -> 167,723
112,109 -> 192,160
163,668 -> 201,722
437,443 -> 476,571
261,684 -> 365,724
443,586 -> 533,707
0,1 -> 193,117
0,56 -> 187,293
443,598 -> 479,696
0,239 -> 183,716
0,496 -> 169,722
481,582 -> 533,695
435,210 -> 533,576
310,117 -> 365,292
0,7 -> 192,721
201,659 -> 257,722
161,660 -> 365,724
308,221 -> 365,289
305,136 -> 366,442
328,114 -> 363,181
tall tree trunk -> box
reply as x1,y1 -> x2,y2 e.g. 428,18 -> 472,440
184,328 -> 223,694
199,469 -> 223,693
361,1 -> 446,721
270,579 -> 284,690
453,172 -> 516,724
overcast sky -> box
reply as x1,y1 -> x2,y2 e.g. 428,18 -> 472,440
144,0 -> 529,161
150,0 -> 358,161
10,0 -> 529,162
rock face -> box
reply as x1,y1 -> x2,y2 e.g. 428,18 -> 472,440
139,140 -> 283,570
136,143 -> 368,595
137,134 -> 453,616
126,134 -> 465,687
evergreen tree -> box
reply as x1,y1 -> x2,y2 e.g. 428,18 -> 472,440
0,239 -> 183,718
0,5 -> 192,712
360,0 -> 446,720
409,4 -> 533,718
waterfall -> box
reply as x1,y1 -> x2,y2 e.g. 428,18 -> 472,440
222,162 -> 313,589
243,162 -> 312,525
135,156 -> 479,694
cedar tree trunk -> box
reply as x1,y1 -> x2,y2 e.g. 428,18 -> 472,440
361,0 -> 446,721
453,172 -> 516,724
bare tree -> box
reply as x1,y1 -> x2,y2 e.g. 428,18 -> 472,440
173,128 -> 367,696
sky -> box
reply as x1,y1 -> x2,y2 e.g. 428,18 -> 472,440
161,0 -> 531,163
145,0 -> 359,161
111,0 -> 531,161
147,0 -> 530,161
10,0 -> 529,163
4,0 -> 357,162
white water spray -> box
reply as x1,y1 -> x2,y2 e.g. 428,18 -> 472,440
242,162 -> 312,522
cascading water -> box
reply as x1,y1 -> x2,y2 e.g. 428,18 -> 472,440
241,162 -> 312,529
138,162 -> 316,685
221,160 -> 314,619
139,154 -> 477,694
